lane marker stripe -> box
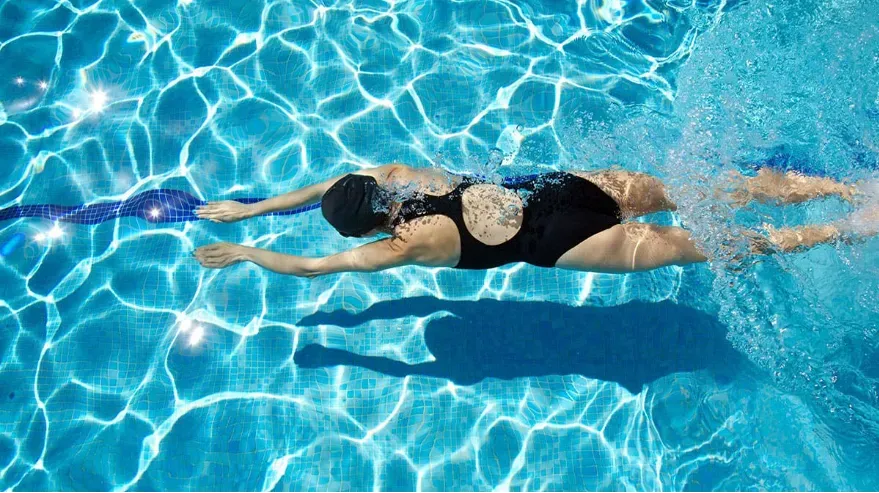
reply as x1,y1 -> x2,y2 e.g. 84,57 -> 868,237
0,175 -> 541,225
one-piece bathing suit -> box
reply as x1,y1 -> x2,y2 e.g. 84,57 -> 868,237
394,172 -> 622,269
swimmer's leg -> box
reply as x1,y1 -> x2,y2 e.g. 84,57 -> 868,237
759,206 -> 879,253
721,168 -> 857,206
555,223 -> 707,273
758,224 -> 841,253
555,207 -> 876,272
572,171 -> 678,218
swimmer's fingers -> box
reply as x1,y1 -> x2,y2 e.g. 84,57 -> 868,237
194,242 -> 235,258
198,258 -> 237,268
194,242 -> 226,253
195,201 -> 253,222
195,203 -> 228,222
194,202 -> 220,217
197,212 -> 223,223
194,243 -> 244,268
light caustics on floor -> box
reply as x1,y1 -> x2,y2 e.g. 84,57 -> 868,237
2,0 -> 878,491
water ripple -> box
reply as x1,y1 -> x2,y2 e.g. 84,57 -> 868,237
2,0 -> 876,490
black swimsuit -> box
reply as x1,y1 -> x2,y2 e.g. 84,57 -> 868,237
395,172 -> 622,269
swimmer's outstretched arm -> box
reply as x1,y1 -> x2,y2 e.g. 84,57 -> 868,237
195,164 -> 404,223
194,232 -> 443,276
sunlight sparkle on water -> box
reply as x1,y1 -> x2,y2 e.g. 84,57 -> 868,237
48,224 -> 63,239
89,90 -> 108,112
188,325 -> 205,346
149,208 -> 161,218
14,77 -> 25,86
38,81 -> 48,90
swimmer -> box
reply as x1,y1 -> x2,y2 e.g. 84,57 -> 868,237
193,165 -> 874,276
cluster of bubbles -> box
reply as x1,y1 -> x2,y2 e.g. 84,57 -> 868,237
553,0 -> 879,484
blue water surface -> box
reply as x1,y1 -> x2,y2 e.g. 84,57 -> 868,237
1,0 -> 879,490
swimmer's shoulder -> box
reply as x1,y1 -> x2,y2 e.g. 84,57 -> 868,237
373,163 -> 460,195
392,212 -> 461,267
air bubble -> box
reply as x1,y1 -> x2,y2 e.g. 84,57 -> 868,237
487,148 -> 504,170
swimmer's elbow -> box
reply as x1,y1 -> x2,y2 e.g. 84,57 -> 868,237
309,239 -> 418,276
385,163 -> 408,173
358,245 -> 410,273
355,240 -> 417,273
279,256 -> 323,278
381,163 -> 408,181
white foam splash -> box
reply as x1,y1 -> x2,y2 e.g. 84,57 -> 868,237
843,179 -> 879,236
857,178 -> 879,201
496,124 -> 524,166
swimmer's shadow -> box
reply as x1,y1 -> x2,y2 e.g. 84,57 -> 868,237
295,298 -> 745,393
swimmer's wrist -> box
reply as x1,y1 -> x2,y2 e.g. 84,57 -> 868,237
236,245 -> 255,262
245,202 -> 262,217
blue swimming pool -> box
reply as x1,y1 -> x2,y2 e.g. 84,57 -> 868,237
1,0 -> 878,490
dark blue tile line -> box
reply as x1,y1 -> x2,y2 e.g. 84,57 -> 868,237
0,176 -> 539,225
0,189 -> 319,224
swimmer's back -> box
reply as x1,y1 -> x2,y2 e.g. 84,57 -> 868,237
388,170 -> 621,269
384,166 -> 525,267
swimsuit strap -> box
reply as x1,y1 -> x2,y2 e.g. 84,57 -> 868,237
394,178 -> 489,266
395,177 -> 479,226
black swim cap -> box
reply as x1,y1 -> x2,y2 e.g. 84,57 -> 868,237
321,174 -> 389,237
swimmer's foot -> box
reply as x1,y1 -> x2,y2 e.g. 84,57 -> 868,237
756,206 -> 877,255
838,206 -> 879,238
713,170 -> 751,206
762,224 -> 802,253
713,227 -> 775,264
719,169 -> 859,206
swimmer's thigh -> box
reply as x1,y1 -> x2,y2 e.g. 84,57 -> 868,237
555,223 -> 707,273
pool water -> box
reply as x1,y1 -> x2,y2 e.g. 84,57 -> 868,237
1,0 -> 879,490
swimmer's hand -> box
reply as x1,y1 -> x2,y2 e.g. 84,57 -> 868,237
195,201 -> 255,223
194,242 -> 246,269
